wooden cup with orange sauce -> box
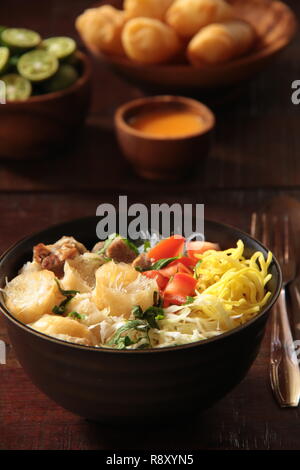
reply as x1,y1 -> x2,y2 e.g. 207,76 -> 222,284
114,95 -> 215,181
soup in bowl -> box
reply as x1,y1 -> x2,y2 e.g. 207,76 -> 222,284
0,217 -> 281,423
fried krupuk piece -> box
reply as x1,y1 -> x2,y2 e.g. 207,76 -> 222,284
92,261 -> 157,318
30,314 -> 98,346
166,0 -> 234,38
122,17 -> 181,64
75,5 -> 126,56
124,0 -> 174,21
187,20 -> 256,66
4,270 -> 64,324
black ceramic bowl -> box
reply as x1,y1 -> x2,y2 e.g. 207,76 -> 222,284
0,217 -> 281,423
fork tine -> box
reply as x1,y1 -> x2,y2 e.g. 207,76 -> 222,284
261,212 -> 269,248
284,215 -> 291,264
252,211 -> 296,284
251,211 -> 270,248
250,212 -> 257,238
284,215 -> 290,263
274,215 -> 283,265
276,214 -> 296,283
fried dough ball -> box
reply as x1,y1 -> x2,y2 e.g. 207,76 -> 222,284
166,0 -> 234,38
187,20 -> 255,66
122,17 -> 181,64
4,270 -> 64,324
66,293 -> 108,328
60,253 -> 105,294
124,0 -> 174,21
75,5 -> 126,56
92,261 -> 157,317
30,314 -> 98,346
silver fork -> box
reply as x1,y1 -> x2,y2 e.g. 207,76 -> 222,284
251,212 -> 300,407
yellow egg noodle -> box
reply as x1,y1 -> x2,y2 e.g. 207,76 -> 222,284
150,241 -> 272,348
2,238 -> 272,349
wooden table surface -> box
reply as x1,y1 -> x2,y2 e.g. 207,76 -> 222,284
1,0 -> 300,451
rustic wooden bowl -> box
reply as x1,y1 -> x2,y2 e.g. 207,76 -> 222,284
90,0 -> 297,92
0,51 -> 92,160
115,95 -> 215,181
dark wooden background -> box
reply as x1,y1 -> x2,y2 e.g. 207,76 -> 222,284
1,0 -> 300,450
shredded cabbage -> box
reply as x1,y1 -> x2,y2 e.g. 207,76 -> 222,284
149,240 -> 272,348
5,237 -> 272,350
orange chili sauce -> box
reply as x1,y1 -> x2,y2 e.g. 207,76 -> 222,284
129,108 -> 204,138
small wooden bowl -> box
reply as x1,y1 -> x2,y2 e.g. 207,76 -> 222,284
114,95 -> 215,181
91,0 -> 297,92
0,51 -> 92,160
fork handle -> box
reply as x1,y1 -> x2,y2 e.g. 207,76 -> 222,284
270,288 -> 300,407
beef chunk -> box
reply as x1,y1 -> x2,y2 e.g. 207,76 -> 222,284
106,237 -> 137,263
132,253 -> 152,270
33,236 -> 87,278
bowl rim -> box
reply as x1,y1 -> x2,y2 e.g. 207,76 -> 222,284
0,216 -> 282,354
115,95 -> 216,141
1,50 -> 92,105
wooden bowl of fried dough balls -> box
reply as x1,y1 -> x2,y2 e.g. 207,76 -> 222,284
76,0 -> 297,92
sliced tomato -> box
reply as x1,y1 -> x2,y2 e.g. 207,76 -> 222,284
163,293 -> 188,308
171,256 -> 197,268
142,270 -> 169,291
187,241 -> 220,262
159,261 -> 192,278
163,273 -> 197,307
147,235 -> 185,262
165,273 -> 197,297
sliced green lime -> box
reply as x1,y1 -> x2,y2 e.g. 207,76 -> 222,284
0,46 -> 9,73
41,36 -> 76,60
17,50 -> 58,82
2,73 -> 32,101
1,28 -> 41,50
0,27 -> 7,47
43,64 -> 79,93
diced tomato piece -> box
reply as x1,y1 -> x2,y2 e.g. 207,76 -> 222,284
159,261 -> 192,278
163,272 -> 198,307
142,270 -> 169,291
163,293 -> 188,308
187,241 -> 220,262
165,273 -> 197,296
147,235 -> 185,262
170,256 -> 197,268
